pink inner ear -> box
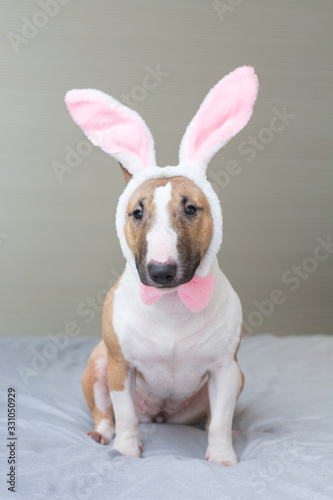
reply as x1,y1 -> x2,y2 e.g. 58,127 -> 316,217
66,93 -> 150,167
187,66 -> 258,163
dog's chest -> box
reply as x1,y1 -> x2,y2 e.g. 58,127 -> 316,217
115,299 -> 221,398
130,332 -> 210,399
112,265 -> 241,399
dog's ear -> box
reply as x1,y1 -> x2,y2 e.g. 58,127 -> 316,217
178,66 -> 258,175
65,89 -> 156,178
119,163 -> 133,184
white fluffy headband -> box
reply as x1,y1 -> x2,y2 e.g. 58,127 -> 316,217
65,66 -> 259,276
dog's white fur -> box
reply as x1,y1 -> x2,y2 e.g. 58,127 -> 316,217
65,66 -> 259,465
110,167 -> 241,464
112,257 -> 242,464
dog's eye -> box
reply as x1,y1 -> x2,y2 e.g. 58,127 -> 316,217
133,209 -> 143,220
185,205 -> 197,216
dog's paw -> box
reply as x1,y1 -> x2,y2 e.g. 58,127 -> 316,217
205,445 -> 238,466
113,436 -> 142,458
87,428 -> 114,445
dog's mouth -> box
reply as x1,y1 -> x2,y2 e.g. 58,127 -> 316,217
136,256 -> 201,289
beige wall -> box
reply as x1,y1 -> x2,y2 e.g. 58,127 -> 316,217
1,0 -> 332,337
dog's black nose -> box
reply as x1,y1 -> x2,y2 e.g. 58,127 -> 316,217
148,263 -> 177,285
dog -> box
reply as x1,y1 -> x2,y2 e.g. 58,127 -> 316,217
65,66 -> 258,466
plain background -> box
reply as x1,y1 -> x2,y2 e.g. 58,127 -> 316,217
1,0 -> 332,337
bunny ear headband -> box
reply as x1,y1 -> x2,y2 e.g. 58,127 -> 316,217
65,66 -> 258,277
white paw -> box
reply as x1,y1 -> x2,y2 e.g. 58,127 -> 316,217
88,418 -> 115,445
87,429 -> 114,445
113,436 -> 142,458
205,445 -> 238,466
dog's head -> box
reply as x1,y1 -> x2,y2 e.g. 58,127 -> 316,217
65,67 -> 258,289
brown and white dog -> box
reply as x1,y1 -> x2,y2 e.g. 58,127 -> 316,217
65,66 -> 258,466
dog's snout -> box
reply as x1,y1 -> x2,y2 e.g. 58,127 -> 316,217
148,262 -> 177,285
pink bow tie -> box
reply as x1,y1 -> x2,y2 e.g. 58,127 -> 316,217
139,273 -> 215,313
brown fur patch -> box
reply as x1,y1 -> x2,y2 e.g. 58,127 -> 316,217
81,340 -> 115,441
102,276 -> 130,391
168,177 -> 213,280
136,370 -> 147,383
119,163 -> 132,184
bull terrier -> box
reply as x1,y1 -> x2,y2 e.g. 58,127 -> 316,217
65,66 -> 258,466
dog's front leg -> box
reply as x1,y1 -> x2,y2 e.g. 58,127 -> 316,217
206,361 -> 241,466
109,363 -> 141,458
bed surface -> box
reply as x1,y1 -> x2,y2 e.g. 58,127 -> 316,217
1,334 -> 332,500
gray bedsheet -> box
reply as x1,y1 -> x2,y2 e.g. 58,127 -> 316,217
1,334 -> 332,499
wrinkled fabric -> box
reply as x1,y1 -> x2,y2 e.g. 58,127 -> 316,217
0,334 -> 332,500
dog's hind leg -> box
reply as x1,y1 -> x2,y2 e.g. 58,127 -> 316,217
82,340 -> 115,445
